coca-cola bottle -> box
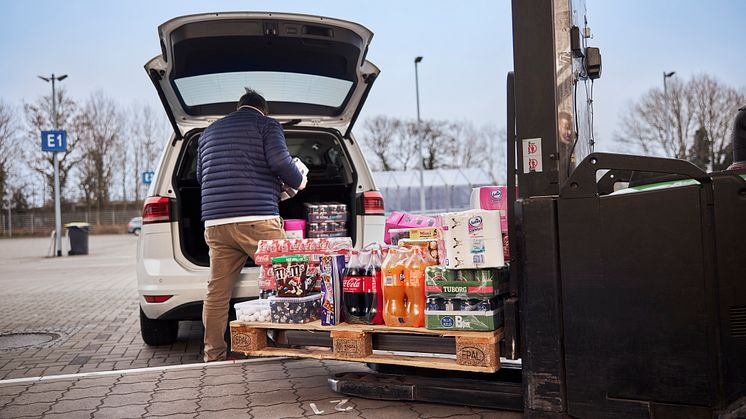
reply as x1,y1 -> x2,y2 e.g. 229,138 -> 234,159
342,245 -> 384,324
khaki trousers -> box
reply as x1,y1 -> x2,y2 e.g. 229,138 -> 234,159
202,218 -> 286,362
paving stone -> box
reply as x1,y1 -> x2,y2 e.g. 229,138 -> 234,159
284,359 -> 325,369
349,397 -> 407,410
0,401 -> 54,418
11,389 -> 65,405
246,378 -> 294,393
243,361 -> 285,373
249,390 -> 296,406
47,397 -> 102,414
148,414 -> 196,419
470,408 -> 523,418
99,392 -> 152,408
244,369 -> 288,382
108,381 -> 157,395
294,385 -> 342,402
202,365 -> 243,376
311,412 -> 363,419
72,377 -> 120,389
43,411 -> 95,419
150,386 -> 201,402
358,405 -> 421,419
199,383 -> 248,397
146,399 -> 199,416
63,386 -> 110,400
198,394 -> 250,411
116,372 -> 162,384
196,408 -> 251,419
250,402 -> 306,419
24,380 -> 76,393
160,368 -> 204,380
157,377 -> 203,390
94,404 -> 148,418
202,374 -> 244,386
0,395 -> 14,408
0,384 -> 29,396
291,374 -> 329,389
287,367 -> 329,378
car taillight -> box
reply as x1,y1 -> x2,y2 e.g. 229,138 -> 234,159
142,196 -> 171,224
144,295 -> 173,303
363,191 -> 385,215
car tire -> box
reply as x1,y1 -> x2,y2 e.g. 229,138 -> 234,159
133,228 -> 141,236
140,308 -> 179,346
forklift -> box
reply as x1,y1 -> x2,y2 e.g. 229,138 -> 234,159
327,0 -> 746,417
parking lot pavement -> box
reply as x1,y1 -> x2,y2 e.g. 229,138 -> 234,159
0,358 -> 521,418
0,235 -> 205,380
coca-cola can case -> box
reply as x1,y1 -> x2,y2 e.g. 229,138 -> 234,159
319,255 -> 345,326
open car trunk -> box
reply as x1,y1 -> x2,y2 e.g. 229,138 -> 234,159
172,127 -> 358,267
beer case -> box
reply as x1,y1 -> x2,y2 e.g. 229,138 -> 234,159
319,255 -> 345,326
425,266 -> 509,298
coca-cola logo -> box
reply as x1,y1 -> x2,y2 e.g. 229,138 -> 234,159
344,277 -> 363,289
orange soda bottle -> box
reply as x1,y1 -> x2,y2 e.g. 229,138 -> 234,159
402,247 -> 433,327
382,248 -> 408,326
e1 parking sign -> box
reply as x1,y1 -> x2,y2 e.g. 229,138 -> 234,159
41,130 -> 67,152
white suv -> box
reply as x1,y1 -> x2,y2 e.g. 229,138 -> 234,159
137,12 -> 386,346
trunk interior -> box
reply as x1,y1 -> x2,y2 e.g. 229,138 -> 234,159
173,127 -> 358,267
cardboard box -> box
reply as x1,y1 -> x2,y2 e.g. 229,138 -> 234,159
319,255 -> 345,326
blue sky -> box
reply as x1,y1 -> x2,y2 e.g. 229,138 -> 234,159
1,0 -> 744,151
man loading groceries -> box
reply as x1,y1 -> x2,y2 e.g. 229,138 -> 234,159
197,88 -> 307,362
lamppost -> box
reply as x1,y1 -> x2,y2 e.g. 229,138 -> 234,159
414,56 -> 425,213
38,73 -> 67,257
663,71 -> 676,147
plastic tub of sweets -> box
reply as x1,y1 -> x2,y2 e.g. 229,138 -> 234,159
234,299 -> 271,323
269,293 -> 321,324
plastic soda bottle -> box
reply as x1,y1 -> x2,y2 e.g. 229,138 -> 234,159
402,247 -> 429,327
382,248 -> 408,326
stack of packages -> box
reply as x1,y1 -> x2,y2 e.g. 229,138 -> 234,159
469,186 -> 510,259
250,238 -> 352,323
421,191 -> 509,331
305,203 -> 348,238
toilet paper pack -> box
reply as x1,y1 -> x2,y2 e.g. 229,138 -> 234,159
441,209 -> 504,269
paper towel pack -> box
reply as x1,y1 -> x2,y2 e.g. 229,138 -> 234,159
440,209 -> 504,269
470,186 -> 508,211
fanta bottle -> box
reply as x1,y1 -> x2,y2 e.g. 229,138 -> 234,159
402,247 -> 430,327
382,248 -> 408,326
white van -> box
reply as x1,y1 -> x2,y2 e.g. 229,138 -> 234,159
137,12 -> 385,345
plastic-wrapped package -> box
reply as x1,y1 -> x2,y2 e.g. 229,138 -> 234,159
272,255 -> 318,297
234,299 -> 271,323
425,296 -> 504,331
424,266 -> 509,299
269,293 -> 322,324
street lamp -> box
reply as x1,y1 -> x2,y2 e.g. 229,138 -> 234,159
38,73 -> 67,257
414,56 -> 425,213
663,71 -> 676,146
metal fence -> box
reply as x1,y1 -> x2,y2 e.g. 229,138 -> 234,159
1,209 -> 141,237
372,168 -> 497,214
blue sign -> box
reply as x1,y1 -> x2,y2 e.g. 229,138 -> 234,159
142,171 -> 155,185
41,130 -> 67,152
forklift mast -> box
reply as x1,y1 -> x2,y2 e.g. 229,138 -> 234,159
510,0 -> 746,417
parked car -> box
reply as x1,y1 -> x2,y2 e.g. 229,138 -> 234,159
127,217 -> 143,235
136,12 -> 386,346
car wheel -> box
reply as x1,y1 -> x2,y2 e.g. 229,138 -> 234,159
140,308 -> 178,346
134,228 -> 141,236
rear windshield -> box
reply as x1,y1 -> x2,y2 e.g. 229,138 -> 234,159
174,71 -> 353,108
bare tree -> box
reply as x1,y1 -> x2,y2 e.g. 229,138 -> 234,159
616,74 -> 744,171
129,104 -> 167,202
0,101 -> 19,206
76,91 -> 122,214
22,88 -> 81,205
360,116 -> 401,171
406,119 -> 459,170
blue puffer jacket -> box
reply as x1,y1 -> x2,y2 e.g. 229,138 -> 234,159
197,107 -> 303,221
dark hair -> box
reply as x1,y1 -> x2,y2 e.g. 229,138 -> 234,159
237,88 -> 268,114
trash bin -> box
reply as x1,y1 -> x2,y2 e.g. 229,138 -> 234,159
65,222 -> 90,255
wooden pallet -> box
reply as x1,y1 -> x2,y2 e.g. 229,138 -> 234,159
229,320 -> 502,373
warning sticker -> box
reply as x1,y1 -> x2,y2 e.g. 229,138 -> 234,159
522,138 -> 543,173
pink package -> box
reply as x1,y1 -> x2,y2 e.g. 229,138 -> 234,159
283,219 -> 306,239
384,211 -> 440,244
471,186 -> 508,211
